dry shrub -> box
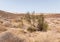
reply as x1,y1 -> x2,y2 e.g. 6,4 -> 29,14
27,27 -> 36,32
0,32 -> 25,42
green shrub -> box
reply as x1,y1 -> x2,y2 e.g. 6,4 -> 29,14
43,22 -> 48,31
37,14 -> 48,31
26,13 -> 48,32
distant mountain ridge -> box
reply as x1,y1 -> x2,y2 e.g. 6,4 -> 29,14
0,10 -> 60,18
0,10 -> 26,19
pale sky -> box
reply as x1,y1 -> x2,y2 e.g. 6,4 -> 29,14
0,0 -> 60,13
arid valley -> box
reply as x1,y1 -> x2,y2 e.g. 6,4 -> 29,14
0,10 -> 60,42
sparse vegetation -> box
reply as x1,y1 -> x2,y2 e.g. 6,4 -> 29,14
25,12 -> 31,23
27,13 -> 48,32
0,10 -> 60,42
27,27 -> 36,32
37,14 -> 48,31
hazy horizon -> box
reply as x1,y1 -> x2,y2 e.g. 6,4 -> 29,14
0,0 -> 60,13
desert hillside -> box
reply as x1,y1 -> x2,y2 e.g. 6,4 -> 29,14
0,10 -> 60,42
